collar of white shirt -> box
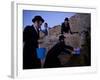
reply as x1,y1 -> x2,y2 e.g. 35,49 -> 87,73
33,24 -> 38,33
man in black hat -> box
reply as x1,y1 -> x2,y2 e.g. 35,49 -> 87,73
23,15 -> 44,69
44,34 -> 73,68
61,17 -> 72,34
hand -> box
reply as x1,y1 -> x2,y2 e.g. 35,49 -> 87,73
38,39 -> 43,44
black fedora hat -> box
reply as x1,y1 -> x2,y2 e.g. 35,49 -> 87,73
59,35 -> 66,39
32,15 -> 44,23
64,17 -> 69,21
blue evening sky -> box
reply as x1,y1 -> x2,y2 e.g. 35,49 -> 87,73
23,10 -> 76,29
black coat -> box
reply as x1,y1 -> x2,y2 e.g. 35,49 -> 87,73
61,22 -> 71,34
44,42 -> 73,68
23,25 -> 41,69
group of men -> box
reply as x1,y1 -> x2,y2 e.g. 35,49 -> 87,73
23,15 -> 72,69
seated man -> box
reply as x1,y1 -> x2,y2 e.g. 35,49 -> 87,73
43,35 -> 73,68
61,17 -> 72,34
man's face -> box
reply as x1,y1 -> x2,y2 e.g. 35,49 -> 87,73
34,21 -> 43,29
64,21 -> 68,25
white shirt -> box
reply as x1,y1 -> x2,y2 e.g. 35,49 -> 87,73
33,24 -> 38,34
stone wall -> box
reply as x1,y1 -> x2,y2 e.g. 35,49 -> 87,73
39,13 -> 91,52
